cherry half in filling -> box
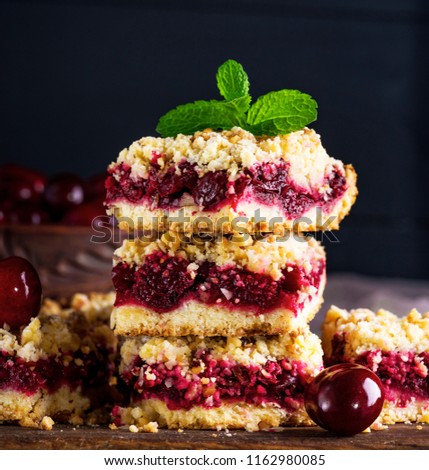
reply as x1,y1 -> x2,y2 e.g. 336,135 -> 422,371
112,251 -> 324,313
119,353 -> 309,412
0,349 -> 113,396
105,160 -> 347,218
327,334 -> 429,404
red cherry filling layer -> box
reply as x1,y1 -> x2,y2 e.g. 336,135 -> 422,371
0,349 -> 113,396
118,354 -> 310,413
327,334 -> 429,404
112,251 -> 325,313
105,160 -> 347,217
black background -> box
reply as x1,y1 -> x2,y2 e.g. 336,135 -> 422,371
1,0 -> 428,279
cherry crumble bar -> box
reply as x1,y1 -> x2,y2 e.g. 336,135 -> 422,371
111,232 -> 326,337
322,305 -> 429,425
0,293 -> 117,428
114,327 -> 323,431
105,127 -> 357,233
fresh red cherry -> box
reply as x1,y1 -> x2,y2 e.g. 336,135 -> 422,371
85,173 -> 108,201
7,203 -> 50,225
304,363 -> 384,436
0,256 -> 42,330
62,198 -> 106,227
0,164 -> 46,203
43,173 -> 85,217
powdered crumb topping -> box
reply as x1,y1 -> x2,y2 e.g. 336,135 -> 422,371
114,232 -> 324,281
110,127 -> 342,190
120,329 -> 323,373
323,305 -> 429,357
0,293 -> 116,362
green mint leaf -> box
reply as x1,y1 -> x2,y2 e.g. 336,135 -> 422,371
156,96 -> 250,137
216,59 -> 250,101
246,89 -> 317,135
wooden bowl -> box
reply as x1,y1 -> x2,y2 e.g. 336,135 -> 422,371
0,224 -> 122,298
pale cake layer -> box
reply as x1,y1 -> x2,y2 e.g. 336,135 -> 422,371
377,398 -> 429,425
111,165 -> 357,233
111,271 -> 325,337
114,399 -> 313,432
0,386 -> 89,428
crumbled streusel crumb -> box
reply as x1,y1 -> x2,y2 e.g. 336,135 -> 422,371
40,416 -> 54,431
371,422 -> 388,431
142,422 -> 159,433
129,425 -> 139,433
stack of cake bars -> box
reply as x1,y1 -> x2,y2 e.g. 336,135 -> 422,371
106,127 -> 358,431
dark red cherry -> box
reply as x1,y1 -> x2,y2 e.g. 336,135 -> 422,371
8,204 -> 50,225
304,363 -> 384,436
0,164 -> 46,203
192,171 -> 228,209
0,256 -> 42,330
62,198 -> 105,226
43,173 -> 85,216
85,173 -> 108,201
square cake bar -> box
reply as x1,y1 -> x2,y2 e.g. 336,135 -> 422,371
111,232 -> 326,337
0,293 -> 117,428
323,305 -> 429,425
113,327 -> 323,431
105,127 -> 357,233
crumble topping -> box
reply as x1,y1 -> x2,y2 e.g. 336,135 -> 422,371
111,127 -> 341,190
114,232 -> 324,281
0,292 -> 116,362
323,305 -> 429,358
120,328 -> 323,372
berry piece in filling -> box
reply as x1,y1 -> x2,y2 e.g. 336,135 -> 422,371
192,171 -> 228,209
0,256 -> 42,330
113,252 -> 195,310
112,254 -> 324,314
122,355 -> 309,412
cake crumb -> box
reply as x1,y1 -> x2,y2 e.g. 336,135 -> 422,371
371,422 -> 388,431
40,416 -> 54,431
109,376 -> 118,386
142,422 -> 159,433
129,425 -> 139,433
109,423 -> 118,430
416,425 -> 423,430
177,429 -> 184,433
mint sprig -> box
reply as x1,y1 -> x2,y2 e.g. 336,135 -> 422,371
156,60 -> 317,137
216,59 -> 250,101
156,96 -> 250,138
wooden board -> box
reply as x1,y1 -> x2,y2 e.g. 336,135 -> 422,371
0,424 -> 428,450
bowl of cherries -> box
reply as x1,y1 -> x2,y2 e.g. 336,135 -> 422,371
0,164 -> 121,297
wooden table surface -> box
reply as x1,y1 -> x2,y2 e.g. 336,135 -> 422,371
0,424 -> 428,450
